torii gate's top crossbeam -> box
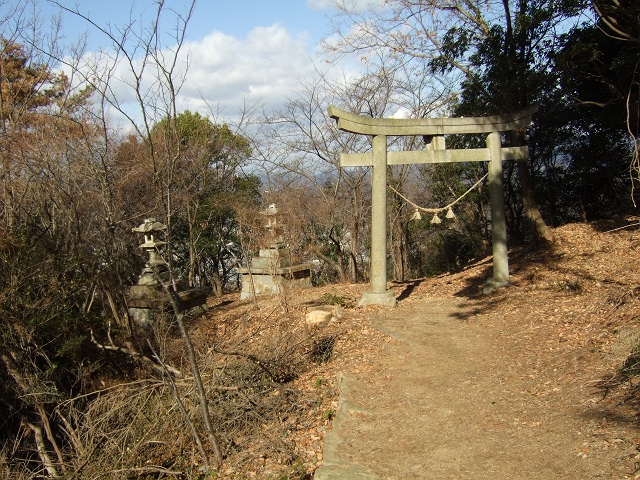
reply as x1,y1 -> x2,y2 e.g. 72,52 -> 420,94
327,104 -> 538,136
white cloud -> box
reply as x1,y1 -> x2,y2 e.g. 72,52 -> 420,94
63,14 -> 385,131
67,23 -> 322,128
177,24 -> 315,117
307,0 -> 335,9
307,0 -> 383,12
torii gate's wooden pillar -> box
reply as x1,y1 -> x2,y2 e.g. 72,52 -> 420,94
487,131 -> 508,287
328,105 -> 537,307
370,134 -> 389,299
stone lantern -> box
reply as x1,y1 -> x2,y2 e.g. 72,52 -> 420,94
127,218 -> 210,328
238,204 -> 314,300
132,218 -> 170,286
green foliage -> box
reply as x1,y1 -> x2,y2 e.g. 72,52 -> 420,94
408,227 -> 485,278
151,110 -> 258,291
0,44 -> 123,461
0,39 -> 57,120
402,160 -> 489,277
152,110 -> 251,170
321,291 -> 354,308
443,0 -> 636,236
538,22 -> 639,222
430,26 -> 473,73
170,172 -> 262,290
0,218 -> 107,457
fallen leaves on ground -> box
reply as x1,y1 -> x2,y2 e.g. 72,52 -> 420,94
195,221 -> 640,478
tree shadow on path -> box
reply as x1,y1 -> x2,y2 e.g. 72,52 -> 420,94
394,279 -> 424,302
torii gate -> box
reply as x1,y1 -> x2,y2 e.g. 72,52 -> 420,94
328,104 -> 538,307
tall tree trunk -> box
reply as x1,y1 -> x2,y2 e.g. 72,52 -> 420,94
348,187 -> 362,282
517,159 -> 553,243
158,273 -> 223,468
187,204 -> 198,287
511,130 -> 554,244
348,221 -> 360,282
390,215 -> 407,282
501,0 -> 554,246
315,249 -> 346,283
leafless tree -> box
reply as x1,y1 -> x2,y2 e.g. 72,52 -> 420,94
38,0 -> 226,468
252,70 -> 374,282
324,0 -> 565,243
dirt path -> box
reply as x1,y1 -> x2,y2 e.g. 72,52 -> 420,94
315,296 -> 638,479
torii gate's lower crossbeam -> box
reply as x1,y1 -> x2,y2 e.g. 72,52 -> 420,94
328,105 -> 537,307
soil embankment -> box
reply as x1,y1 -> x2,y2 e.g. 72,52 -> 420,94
316,223 -> 640,479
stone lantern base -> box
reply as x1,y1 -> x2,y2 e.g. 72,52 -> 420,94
238,263 -> 314,300
127,282 -> 211,329
238,245 -> 314,300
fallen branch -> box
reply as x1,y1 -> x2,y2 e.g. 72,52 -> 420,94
90,329 -> 182,378
208,346 -> 279,382
91,465 -> 183,478
23,420 -> 59,478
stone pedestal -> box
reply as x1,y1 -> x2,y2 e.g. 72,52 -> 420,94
357,289 -> 397,307
238,244 -> 313,300
128,281 -> 211,329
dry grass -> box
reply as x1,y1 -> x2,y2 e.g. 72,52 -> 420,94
6,221 -> 639,479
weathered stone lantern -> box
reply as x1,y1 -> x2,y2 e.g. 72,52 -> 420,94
128,218 -> 210,328
238,204 -> 314,300
133,218 -> 170,286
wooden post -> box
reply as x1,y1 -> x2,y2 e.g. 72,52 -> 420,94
487,131 -> 509,288
359,134 -> 396,307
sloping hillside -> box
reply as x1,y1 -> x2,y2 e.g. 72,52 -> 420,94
201,221 -> 640,477
49,222 -> 638,479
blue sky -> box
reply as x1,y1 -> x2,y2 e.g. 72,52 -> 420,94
55,0 -> 333,48
189,1 -> 333,41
